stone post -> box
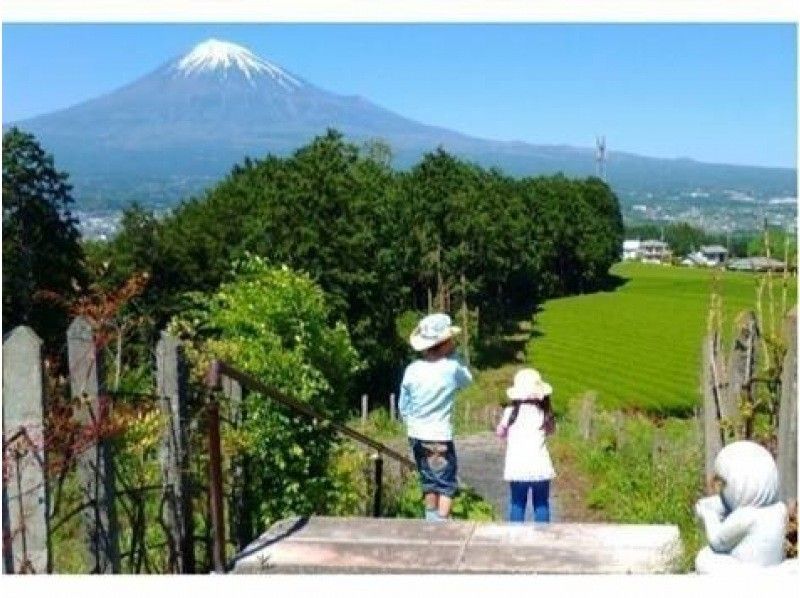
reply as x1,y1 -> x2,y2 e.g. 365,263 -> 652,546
156,332 -> 194,573
67,316 -> 120,573
2,326 -> 50,573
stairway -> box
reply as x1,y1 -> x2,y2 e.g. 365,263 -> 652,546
229,516 -> 682,573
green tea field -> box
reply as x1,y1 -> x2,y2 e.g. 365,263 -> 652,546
526,262 -> 797,415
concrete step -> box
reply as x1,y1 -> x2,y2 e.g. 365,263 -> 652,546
230,516 -> 682,574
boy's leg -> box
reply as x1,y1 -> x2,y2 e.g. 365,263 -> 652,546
508,481 -> 528,522
424,492 -> 440,520
432,441 -> 457,519
424,493 -> 439,510
437,494 -> 453,518
532,480 -> 551,522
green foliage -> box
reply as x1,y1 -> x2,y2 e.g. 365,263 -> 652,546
355,407 -> 405,441
449,486 -> 496,521
2,127 -> 86,349
169,257 -> 363,527
526,262 -> 797,414
97,131 -> 624,400
747,226 -> 797,266
325,443 -> 372,516
551,405 -> 703,572
385,478 -> 496,521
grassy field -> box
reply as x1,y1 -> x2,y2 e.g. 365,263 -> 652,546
526,262 -> 797,415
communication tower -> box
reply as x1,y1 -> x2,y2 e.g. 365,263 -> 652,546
595,135 -> 607,182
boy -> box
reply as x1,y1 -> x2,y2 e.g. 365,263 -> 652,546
399,313 -> 473,521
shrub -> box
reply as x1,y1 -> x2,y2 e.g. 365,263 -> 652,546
169,256 -> 364,528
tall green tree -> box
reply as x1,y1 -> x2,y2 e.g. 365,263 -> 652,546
2,127 -> 85,349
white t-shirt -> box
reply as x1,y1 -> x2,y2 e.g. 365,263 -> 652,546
499,403 -> 556,482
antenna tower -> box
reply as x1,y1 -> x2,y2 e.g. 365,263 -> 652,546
595,135 -> 607,182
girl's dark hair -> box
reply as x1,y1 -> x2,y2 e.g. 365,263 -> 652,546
507,395 -> 555,435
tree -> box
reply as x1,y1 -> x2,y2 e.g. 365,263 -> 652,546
169,257 -> 363,524
2,127 -> 85,349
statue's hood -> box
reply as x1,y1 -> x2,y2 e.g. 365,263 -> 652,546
715,440 -> 779,509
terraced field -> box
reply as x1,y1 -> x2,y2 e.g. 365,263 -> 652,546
526,262 -> 797,414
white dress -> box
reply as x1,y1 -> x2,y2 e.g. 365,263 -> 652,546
499,403 -> 556,482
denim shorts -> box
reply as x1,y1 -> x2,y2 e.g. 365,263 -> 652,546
409,438 -> 458,497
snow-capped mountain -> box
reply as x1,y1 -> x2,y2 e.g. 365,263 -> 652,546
173,39 -> 302,88
6,39 -> 795,208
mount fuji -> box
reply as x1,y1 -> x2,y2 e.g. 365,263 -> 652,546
7,39 -> 796,209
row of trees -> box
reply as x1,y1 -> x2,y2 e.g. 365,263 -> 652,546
4,128 -> 624,398
92,130 -> 623,395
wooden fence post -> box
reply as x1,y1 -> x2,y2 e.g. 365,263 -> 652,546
702,333 -> 724,491
777,308 -> 797,506
67,316 -> 120,573
221,374 -> 252,551
389,393 -> 396,422
2,326 -> 50,573
361,394 -> 369,425
727,311 -> 758,438
156,332 -> 194,573
578,393 -> 597,441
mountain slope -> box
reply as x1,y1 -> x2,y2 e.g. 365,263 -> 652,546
7,39 -> 796,208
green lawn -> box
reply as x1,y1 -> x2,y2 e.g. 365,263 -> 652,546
526,262 -> 797,415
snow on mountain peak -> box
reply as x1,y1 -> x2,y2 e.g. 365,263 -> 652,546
174,39 -> 302,88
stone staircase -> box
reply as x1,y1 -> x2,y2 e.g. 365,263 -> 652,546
230,516 -> 682,574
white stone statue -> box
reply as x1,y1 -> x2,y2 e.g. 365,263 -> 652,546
695,440 -> 792,573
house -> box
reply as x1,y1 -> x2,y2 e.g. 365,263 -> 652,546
699,245 -> 728,266
622,239 -> 672,263
684,245 -> 729,267
639,240 -> 672,263
726,257 -> 787,272
622,240 -> 641,261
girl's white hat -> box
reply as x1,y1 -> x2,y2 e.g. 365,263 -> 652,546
409,313 -> 461,352
506,368 -> 552,400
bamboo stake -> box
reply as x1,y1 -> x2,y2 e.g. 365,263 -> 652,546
764,220 -> 776,340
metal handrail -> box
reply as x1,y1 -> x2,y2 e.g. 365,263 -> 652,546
205,359 -> 415,469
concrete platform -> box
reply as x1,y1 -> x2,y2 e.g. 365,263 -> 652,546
230,516 -> 683,574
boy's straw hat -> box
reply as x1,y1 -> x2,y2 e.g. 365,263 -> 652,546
506,368 -> 552,400
409,313 -> 461,352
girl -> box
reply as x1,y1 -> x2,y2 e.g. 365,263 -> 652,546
495,368 -> 556,523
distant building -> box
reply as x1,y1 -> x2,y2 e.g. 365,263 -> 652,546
622,240 -> 641,261
699,245 -> 728,265
726,257 -> 787,272
640,240 -> 672,263
683,245 -> 729,267
622,239 -> 673,263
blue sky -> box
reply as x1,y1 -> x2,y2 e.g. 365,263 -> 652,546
2,23 -> 797,168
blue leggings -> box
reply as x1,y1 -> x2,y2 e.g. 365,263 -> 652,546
508,480 -> 551,522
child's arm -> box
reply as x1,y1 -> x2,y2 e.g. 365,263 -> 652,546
454,360 -> 473,389
398,370 -> 411,420
495,406 -> 512,437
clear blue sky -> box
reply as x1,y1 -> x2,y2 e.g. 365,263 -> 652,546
2,23 -> 797,168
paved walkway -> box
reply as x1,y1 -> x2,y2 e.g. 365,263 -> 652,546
231,516 -> 683,573
456,432 -> 561,522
